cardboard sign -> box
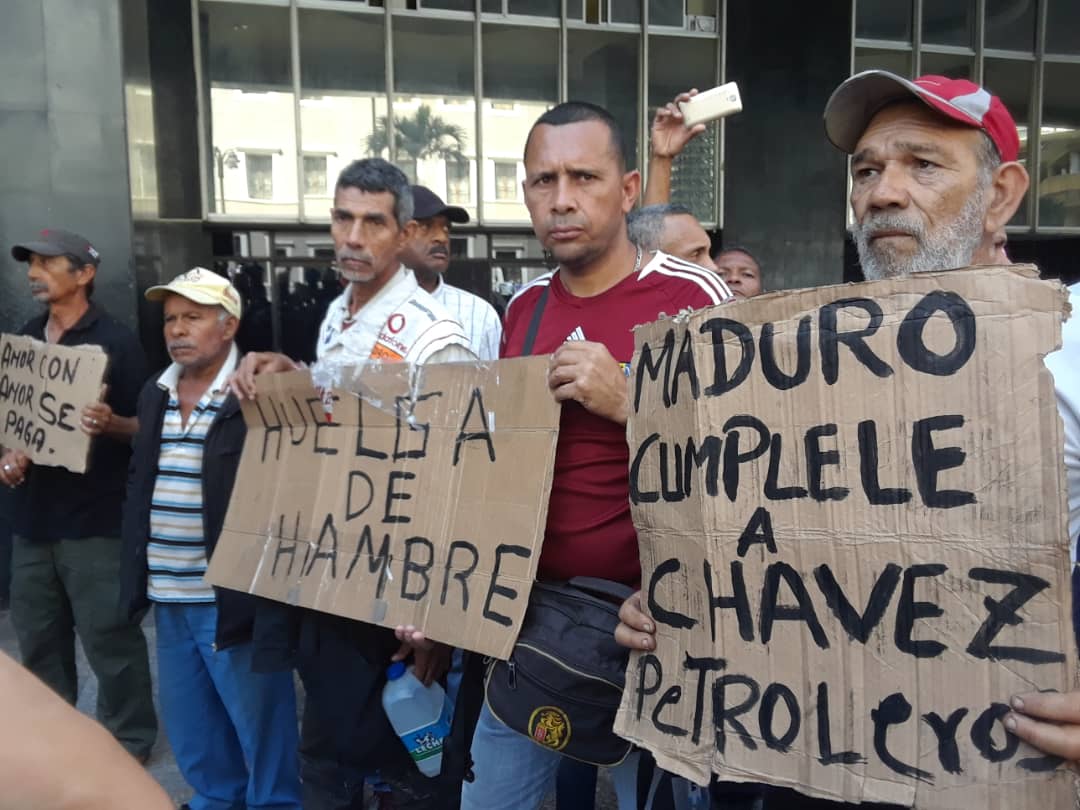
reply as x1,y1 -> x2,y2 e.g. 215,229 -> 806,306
206,357 -> 560,659
615,267 -> 1078,808
0,333 -> 108,473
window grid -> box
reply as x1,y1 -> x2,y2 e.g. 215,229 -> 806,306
195,0 -> 725,227
854,0 -> 1080,234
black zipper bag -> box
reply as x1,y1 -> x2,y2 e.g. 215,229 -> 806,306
483,576 -> 635,766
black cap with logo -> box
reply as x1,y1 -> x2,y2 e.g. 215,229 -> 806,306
11,228 -> 101,267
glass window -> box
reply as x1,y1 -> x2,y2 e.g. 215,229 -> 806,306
246,153 -> 274,200
854,48 -> 912,78
919,52 -> 973,80
985,0 -> 1036,52
649,0 -> 684,27
507,0 -> 559,16
482,24 -> 557,222
423,0 -> 474,9
984,58 -> 1032,226
611,0 -> 641,24
568,30 -> 640,169
1047,0 -> 1080,55
685,0 -> 718,32
303,155 -> 328,197
494,161 -> 518,200
202,3 -> 297,217
393,16 -> 477,219
855,0 -> 912,42
648,35 -> 718,224
922,0 -> 973,47
298,9 -> 387,219
1039,62 -> 1080,227
446,161 -> 471,205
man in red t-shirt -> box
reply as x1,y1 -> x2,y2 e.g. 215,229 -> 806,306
446,100 -> 730,810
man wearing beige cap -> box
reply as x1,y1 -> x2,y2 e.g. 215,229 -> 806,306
1,227 -> 157,762
120,268 -> 301,810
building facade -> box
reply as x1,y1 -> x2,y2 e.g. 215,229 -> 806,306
1,0 -> 1077,366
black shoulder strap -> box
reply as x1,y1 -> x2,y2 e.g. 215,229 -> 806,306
520,284 -> 550,356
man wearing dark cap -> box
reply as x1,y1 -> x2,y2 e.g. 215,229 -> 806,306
0,229 -> 157,762
400,186 -> 502,360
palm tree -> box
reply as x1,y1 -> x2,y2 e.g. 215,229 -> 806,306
367,105 -> 469,172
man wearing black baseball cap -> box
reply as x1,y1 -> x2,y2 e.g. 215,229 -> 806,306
400,186 -> 503,361
0,228 -> 157,762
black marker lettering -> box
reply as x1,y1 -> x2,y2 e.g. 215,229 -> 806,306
454,387 -> 495,464
483,544 -> 530,627
895,564 -> 947,658
648,558 -> 696,630
966,568 -> 1065,664
872,693 -> 931,782
819,298 -> 893,385
760,317 -> 812,390
440,540 -> 479,611
760,562 -> 829,649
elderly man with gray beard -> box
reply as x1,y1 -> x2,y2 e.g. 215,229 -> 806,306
825,71 -> 1028,281
615,71 -> 1080,808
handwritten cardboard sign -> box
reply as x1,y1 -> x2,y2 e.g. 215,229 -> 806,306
615,267 -> 1078,808
206,357 -> 560,659
0,333 -> 108,473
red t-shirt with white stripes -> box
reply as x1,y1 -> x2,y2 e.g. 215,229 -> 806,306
501,251 -> 733,585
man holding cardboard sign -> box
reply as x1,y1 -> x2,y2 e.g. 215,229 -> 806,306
223,159 -> 478,810
433,101 -> 734,810
615,73 -> 1079,809
0,229 -> 156,762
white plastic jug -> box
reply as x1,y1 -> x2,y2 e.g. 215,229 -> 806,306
381,661 -> 452,777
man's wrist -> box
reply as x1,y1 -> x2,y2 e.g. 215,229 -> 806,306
649,151 -> 676,163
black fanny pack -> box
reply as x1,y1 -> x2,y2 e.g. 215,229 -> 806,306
484,577 -> 634,766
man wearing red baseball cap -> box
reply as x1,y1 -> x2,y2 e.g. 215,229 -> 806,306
822,70 -> 1029,282
615,70 -> 1080,807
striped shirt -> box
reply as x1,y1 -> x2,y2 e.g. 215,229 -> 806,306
429,277 -> 503,362
146,344 -> 239,603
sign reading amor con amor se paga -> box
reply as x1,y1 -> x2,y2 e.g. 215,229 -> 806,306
614,267 -> 1078,809
0,333 -> 108,473
206,357 -> 560,660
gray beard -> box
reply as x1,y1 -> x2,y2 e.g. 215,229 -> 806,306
853,187 -> 986,281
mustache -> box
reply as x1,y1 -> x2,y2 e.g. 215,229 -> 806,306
856,213 -> 924,241
336,249 -> 375,264
29,283 -> 49,294
547,217 -> 586,229
168,341 -> 196,352
428,246 -> 449,258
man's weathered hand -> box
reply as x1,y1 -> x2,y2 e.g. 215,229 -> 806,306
651,89 -> 707,160
614,591 -> 656,652
547,341 -> 629,425
1006,690 -> 1080,761
80,396 -> 113,437
226,352 -> 300,400
392,625 -> 452,687
0,449 -> 30,488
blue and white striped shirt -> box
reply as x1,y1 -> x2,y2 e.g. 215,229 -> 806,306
146,344 -> 238,603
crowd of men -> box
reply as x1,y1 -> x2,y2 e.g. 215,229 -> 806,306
1,67 -> 1079,810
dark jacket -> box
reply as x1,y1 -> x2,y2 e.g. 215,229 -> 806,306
120,371 -> 255,649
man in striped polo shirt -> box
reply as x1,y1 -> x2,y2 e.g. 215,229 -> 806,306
120,269 -> 301,810
401,185 -> 503,361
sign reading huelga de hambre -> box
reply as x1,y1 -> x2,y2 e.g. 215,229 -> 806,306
206,357 -> 560,660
